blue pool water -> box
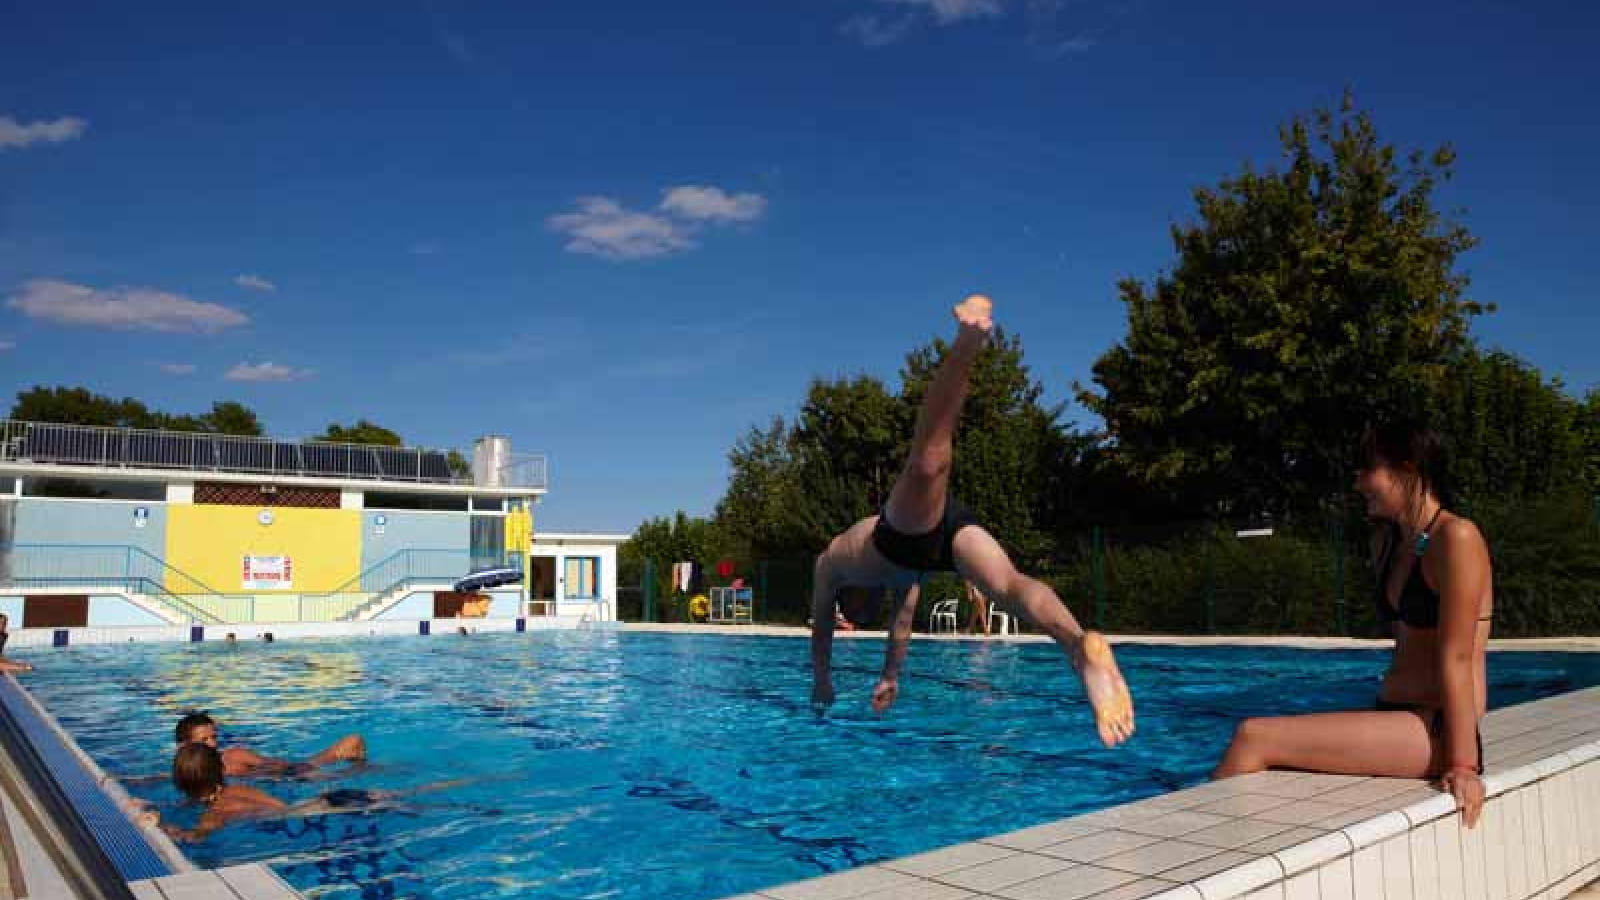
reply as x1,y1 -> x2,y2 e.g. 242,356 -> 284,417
15,632 -> 1600,900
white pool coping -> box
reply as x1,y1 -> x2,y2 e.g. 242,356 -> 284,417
714,684 -> 1600,900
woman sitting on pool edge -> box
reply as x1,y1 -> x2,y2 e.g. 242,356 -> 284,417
1212,420 -> 1493,828
160,744 -> 466,842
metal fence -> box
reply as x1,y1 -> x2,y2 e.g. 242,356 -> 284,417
618,497 -> 1600,636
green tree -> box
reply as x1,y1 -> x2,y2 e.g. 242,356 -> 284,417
1437,350 -> 1588,506
199,401 -> 264,436
1079,95 -> 1486,520
1580,389 -> 1600,492
716,418 -> 805,557
12,386 -> 163,428
10,386 -> 263,435
315,419 -> 403,446
619,511 -> 728,598
788,374 -> 908,550
712,328 -> 1077,564
899,328 -> 1069,565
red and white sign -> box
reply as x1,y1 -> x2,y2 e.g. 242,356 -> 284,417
242,555 -> 293,591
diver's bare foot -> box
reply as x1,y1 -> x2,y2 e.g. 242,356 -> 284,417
952,294 -> 994,351
1076,631 -> 1135,748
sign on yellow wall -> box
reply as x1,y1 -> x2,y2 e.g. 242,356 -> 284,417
166,506 -> 360,593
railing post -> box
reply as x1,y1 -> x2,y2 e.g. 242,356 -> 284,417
757,560 -> 769,623
642,559 -> 656,622
1334,516 -> 1348,636
1090,526 -> 1106,630
1202,527 -> 1216,635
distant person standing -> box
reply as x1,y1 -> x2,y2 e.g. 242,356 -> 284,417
964,581 -> 991,636
0,613 -> 30,672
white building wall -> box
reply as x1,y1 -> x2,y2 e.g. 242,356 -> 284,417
529,533 -> 627,621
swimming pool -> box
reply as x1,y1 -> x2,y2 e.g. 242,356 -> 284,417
17,632 -> 1600,900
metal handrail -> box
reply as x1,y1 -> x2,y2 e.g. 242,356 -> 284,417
2,577 -> 230,625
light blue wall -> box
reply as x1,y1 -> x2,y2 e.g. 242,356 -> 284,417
88,597 -> 169,627
14,499 -> 167,556
360,511 -> 469,571
0,593 -> 168,627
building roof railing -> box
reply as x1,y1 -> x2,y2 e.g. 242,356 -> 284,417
0,420 -> 547,491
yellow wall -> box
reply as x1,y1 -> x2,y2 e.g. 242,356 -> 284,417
165,506 -> 361,593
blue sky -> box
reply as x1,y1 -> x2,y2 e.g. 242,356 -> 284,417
2,1 -> 1597,532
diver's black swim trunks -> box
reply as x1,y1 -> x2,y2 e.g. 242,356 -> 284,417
870,497 -> 981,573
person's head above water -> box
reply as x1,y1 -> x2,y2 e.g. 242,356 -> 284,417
175,712 -> 218,747
173,743 -> 226,801
1355,418 -> 1446,524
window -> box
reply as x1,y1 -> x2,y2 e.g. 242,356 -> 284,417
365,491 -> 468,511
21,478 -> 166,500
470,516 -> 505,570
564,556 -> 598,599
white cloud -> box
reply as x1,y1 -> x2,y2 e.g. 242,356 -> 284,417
659,185 -> 768,224
0,115 -> 87,150
882,0 -> 1003,24
6,279 -> 250,333
0,340 -> 14,351
234,273 -> 276,293
410,241 -> 442,256
842,14 -> 918,46
547,184 -> 770,261
225,361 -> 313,383
546,197 -> 695,261
159,363 -> 197,375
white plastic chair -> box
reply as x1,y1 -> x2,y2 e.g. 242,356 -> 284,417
928,599 -> 959,634
988,608 -> 1014,636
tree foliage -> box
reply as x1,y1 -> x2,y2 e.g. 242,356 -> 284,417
710,329 -> 1068,563
618,511 -> 728,598
314,419 -> 404,446
1079,95 -> 1485,518
10,386 -> 264,435
1437,350 -> 1590,506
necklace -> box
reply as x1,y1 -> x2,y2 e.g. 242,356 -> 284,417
1413,505 -> 1444,557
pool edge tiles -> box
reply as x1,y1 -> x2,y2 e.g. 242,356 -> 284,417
0,672 -> 189,880
720,684 -> 1600,900
0,615 -> 592,650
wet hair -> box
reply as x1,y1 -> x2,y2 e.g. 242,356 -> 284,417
1359,418 -> 1452,512
175,712 -> 216,745
173,743 -> 225,801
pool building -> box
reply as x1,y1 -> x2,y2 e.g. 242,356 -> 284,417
0,420 -> 625,632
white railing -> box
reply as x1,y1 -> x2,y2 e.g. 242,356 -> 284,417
0,420 -> 548,489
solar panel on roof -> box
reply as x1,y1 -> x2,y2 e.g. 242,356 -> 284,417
349,449 -> 379,478
375,447 -> 415,480
300,443 -> 342,477
421,452 -> 452,481
273,442 -> 303,474
30,424 -> 100,464
215,438 -> 272,472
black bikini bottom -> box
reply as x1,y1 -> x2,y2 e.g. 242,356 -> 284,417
1375,699 -> 1484,775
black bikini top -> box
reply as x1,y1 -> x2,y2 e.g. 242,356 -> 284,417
1375,507 -> 1444,629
